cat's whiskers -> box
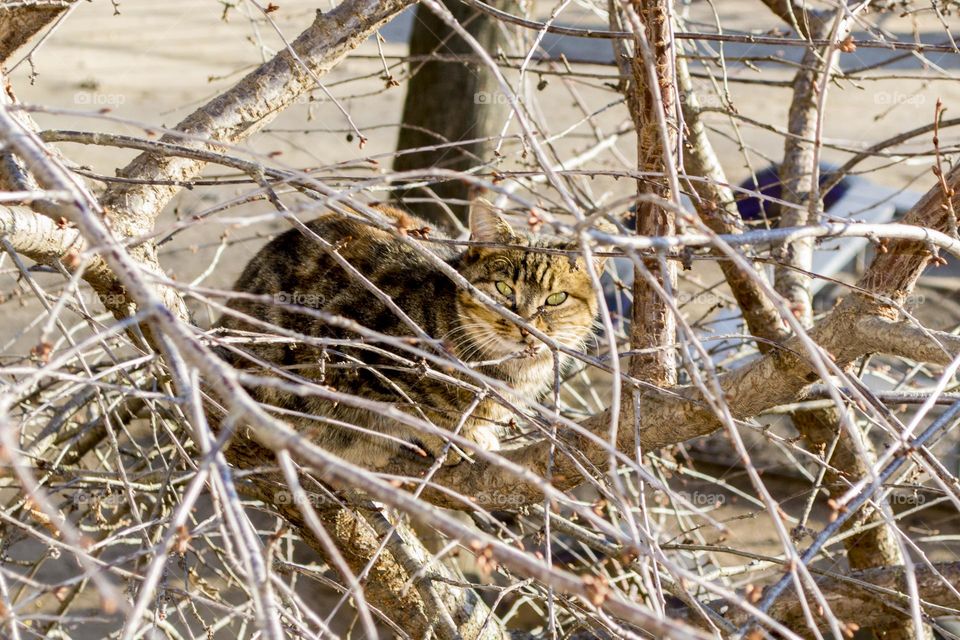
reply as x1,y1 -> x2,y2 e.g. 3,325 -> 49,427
445,318 -> 497,350
453,324 -> 498,360
550,330 -> 580,345
467,328 -> 531,362
441,321 -> 492,343
460,332 -> 504,364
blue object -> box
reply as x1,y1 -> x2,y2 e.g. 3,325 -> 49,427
602,163 -> 859,332
736,163 -> 852,222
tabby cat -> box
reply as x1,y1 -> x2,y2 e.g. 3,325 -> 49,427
217,203 -> 601,468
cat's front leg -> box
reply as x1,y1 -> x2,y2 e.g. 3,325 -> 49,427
458,421 -> 500,460
405,422 -> 499,465
469,423 -> 500,453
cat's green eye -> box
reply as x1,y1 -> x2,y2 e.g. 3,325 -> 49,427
545,292 -> 568,306
495,281 -> 514,297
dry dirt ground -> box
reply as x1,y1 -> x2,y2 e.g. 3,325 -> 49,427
1,1 -> 958,637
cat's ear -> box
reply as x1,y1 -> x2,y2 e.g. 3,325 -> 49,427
588,216 -> 615,274
573,253 -> 608,275
469,199 -> 515,244
592,254 -> 608,274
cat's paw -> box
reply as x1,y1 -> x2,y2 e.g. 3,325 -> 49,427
463,424 -> 500,456
408,426 -> 499,465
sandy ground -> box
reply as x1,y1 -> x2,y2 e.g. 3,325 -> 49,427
1,1 -> 958,637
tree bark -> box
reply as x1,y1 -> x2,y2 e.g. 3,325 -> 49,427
621,0 -> 679,387
0,0 -> 75,64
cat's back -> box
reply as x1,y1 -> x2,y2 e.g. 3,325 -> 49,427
223,205 -> 458,334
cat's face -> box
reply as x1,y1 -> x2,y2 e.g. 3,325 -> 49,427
454,204 -> 602,360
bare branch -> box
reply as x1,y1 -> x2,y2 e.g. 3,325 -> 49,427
101,0 -> 416,240
773,10 -> 851,325
0,203 -> 80,261
382,161 -> 960,511
723,562 -> 960,631
618,0 -> 679,386
857,316 -> 960,366
676,56 -> 788,348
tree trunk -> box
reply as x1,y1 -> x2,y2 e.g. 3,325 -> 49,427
393,0 -> 509,228
621,0 -> 679,387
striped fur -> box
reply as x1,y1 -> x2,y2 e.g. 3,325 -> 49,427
217,204 -> 600,468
